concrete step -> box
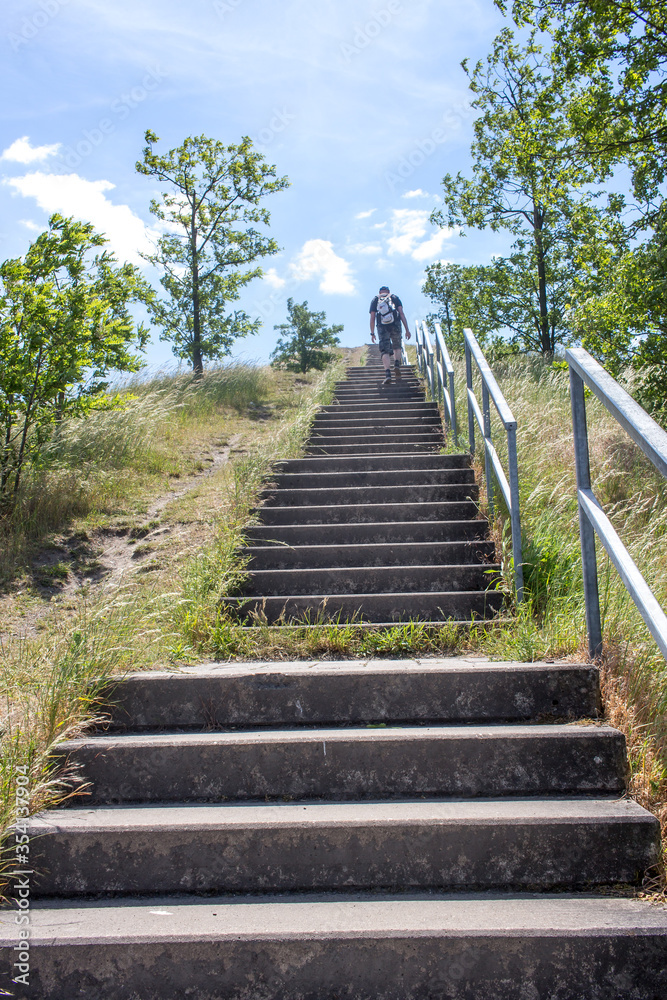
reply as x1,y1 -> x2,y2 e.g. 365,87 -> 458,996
276,453 -> 471,473
254,500 -> 479,525
29,798 -> 660,897
242,564 -> 499,597
10,894 -> 665,1000
226,589 -> 503,623
244,519 -> 489,547
247,539 -> 495,569
307,432 -> 444,446
267,468 -> 475,489
332,392 -> 426,402
305,443 -> 443,455
56,725 -> 627,805
319,403 -> 439,416
310,416 -> 442,431
259,483 -> 476,507
100,660 -> 601,730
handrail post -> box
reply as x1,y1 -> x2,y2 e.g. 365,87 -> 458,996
507,425 -> 524,602
464,334 -> 475,455
449,366 -> 458,447
569,365 -> 603,657
417,321 -> 426,378
482,382 -> 494,520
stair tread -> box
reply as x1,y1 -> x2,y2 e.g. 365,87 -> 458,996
31,797 -> 655,832
15,893 -> 667,938
60,723 -> 622,749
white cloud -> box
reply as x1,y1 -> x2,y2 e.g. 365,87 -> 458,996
387,208 -> 456,262
19,219 -> 42,232
1,136 -> 61,164
355,209 -> 376,219
263,267 -> 286,289
372,222 -> 387,229
411,230 -> 454,262
347,243 -> 382,256
289,239 -> 355,295
402,189 -> 430,199
3,172 -> 155,266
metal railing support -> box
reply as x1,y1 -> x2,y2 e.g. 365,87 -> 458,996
434,323 -> 458,446
464,328 -> 524,602
569,364 -> 603,656
566,347 -> 667,660
414,320 -> 457,444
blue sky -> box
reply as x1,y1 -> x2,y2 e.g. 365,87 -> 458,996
1,0 -> 513,368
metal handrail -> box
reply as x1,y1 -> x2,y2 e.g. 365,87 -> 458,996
464,327 -> 524,602
414,320 -> 457,443
566,347 -> 667,658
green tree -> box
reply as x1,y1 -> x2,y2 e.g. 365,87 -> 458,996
270,299 -> 342,373
430,30 -> 619,356
0,214 -> 151,502
499,0 -> 667,410
501,0 -> 667,204
427,199 -> 627,357
137,130 -> 289,375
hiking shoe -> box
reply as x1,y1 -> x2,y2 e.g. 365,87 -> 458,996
382,371 -> 392,384
394,365 -> 401,380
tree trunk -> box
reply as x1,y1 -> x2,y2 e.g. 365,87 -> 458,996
191,213 -> 203,378
444,296 -> 453,339
533,202 -> 552,357
13,346 -> 44,497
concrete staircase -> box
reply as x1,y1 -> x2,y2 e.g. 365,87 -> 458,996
227,348 -> 503,624
6,657 -> 666,998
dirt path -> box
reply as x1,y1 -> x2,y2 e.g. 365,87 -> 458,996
1,435 -> 242,641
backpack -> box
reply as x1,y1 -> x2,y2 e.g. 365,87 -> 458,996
377,291 -> 398,325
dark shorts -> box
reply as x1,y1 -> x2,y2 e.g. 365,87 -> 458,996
377,325 -> 402,357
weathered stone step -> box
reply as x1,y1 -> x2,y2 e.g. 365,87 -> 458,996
242,564 -> 498,597
307,431 -> 444,447
57,725 -> 626,805
318,403 -> 439,416
276,453 -> 471,473
305,442 -> 443,455
244,519 -> 488,547
332,391 -> 425,401
100,660 -> 601,730
255,500 -> 478,525
267,468 -> 475,490
259,483 -> 476,507
225,589 -> 504,623
29,798 -> 659,897
247,539 -> 494,569
311,416 -> 442,430
10,894 -> 666,999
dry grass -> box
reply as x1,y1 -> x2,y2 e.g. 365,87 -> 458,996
0,353 -> 350,894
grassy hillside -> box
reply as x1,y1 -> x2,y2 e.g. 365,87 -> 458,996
1,344 -> 664,893
0,352 -> 352,875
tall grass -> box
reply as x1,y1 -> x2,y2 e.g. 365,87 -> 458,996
0,357 -> 347,891
0,361 -> 271,581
